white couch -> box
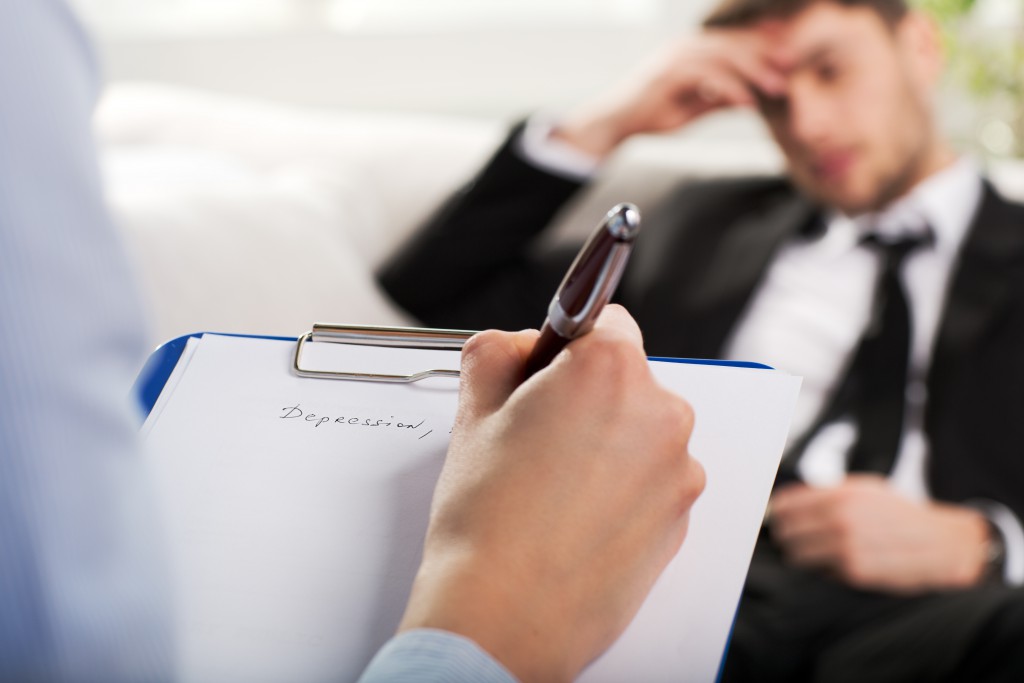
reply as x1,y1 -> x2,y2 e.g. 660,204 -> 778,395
96,84 -> 1024,349
96,84 -> 500,347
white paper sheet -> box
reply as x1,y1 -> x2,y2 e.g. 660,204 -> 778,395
142,333 -> 801,683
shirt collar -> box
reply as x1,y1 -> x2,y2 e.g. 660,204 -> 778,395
846,156 -> 984,253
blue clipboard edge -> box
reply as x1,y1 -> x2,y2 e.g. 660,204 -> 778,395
133,333 -> 775,421
649,356 -> 772,370
133,332 -> 294,419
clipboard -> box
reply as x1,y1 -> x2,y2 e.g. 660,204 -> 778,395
134,324 -> 772,418
135,324 -> 797,683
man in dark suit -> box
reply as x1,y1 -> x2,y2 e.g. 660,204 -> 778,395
381,0 -> 1024,679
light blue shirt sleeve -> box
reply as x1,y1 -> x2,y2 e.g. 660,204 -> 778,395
358,629 -> 519,683
0,0 -> 172,680
0,5 -> 517,683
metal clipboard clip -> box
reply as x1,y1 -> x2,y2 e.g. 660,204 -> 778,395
293,324 -> 478,383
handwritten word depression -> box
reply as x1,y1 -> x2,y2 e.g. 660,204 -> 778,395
279,404 -> 434,439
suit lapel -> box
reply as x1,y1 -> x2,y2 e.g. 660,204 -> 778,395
677,191 -> 820,356
686,192 -> 819,310
930,184 -> 1024,383
628,179 -> 821,358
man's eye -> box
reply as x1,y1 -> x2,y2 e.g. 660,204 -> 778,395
818,63 -> 840,82
757,92 -> 789,118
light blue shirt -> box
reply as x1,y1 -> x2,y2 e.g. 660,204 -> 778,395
0,0 -> 170,679
359,630 -> 517,683
0,2 -> 515,680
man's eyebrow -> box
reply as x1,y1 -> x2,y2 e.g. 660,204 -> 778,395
792,44 -> 841,71
772,41 -> 842,74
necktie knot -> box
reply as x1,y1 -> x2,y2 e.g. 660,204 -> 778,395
861,229 -> 934,269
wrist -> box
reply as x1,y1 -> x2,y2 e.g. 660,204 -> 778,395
980,517 -> 1008,583
929,501 -> 991,589
399,551 -> 575,683
551,111 -> 630,160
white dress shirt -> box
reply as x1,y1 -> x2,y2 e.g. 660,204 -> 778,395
519,121 -> 1024,585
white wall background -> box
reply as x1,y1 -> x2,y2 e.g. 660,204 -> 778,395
73,0 -> 727,119
71,0 -> 993,152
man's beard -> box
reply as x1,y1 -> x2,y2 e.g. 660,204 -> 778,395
792,139 -> 932,217
858,141 -> 932,214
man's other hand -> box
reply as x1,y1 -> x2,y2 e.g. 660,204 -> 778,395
770,474 -> 992,594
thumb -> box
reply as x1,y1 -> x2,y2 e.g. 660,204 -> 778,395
458,329 -> 540,418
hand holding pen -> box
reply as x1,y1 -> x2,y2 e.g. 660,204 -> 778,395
523,203 -> 641,378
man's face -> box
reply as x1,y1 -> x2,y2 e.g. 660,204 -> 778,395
752,3 -> 943,214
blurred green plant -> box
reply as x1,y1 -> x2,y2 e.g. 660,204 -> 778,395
917,0 -> 1024,157
919,0 -> 977,18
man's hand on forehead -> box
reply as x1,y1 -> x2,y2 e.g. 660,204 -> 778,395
552,26 -> 789,157
701,27 -> 790,99
745,19 -> 801,70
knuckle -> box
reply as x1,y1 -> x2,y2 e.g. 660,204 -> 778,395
649,392 -> 696,446
684,455 -> 707,502
574,330 -> 646,385
460,329 -> 505,362
669,394 -> 696,433
647,387 -> 692,422
657,393 -> 697,453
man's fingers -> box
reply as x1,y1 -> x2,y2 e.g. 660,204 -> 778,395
784,532 -> 842,569
702,28 -> 788,96
771,507 -> 831,545
670,54 -> 753,107
673,32 -> 785,108
458,328 -> 540,417
770,485 -> 840,546
770,491 -> 843,569
719,47 -> 787,97
770,484 -> 833,517
708,74 -> 757,108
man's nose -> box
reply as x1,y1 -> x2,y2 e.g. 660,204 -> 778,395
786,88 -> 833,146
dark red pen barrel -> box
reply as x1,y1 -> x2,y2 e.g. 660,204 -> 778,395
523,323 -> 569,379
521,204 -> 640,380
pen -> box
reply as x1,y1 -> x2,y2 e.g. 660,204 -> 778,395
523,203 -> 641,378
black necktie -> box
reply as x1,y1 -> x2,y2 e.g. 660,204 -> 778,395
777,230 -> 934,483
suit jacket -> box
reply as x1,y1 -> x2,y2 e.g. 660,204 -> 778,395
380,127 -> 1024,524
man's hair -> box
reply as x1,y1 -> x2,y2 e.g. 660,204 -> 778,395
703,0 -> 909,29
